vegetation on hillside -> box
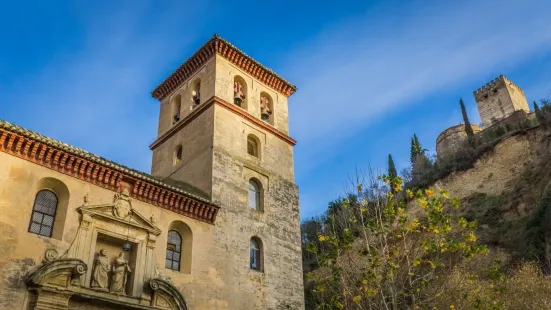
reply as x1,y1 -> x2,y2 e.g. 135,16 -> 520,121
302,97 -> 551,309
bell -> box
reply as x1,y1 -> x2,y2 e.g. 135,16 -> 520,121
234,93 -> 242,106
192,90 -> 200,105
261,108 -> 270,121
173,114 -> 180,123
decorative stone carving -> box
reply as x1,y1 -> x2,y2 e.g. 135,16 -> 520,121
26,254 -> 87,289
25,196 -> 174,309
149,278 -> 188,310
113,188 -> 132,219
154,266 -> 171,282
43,249 -> 59,263
90,249 -> 110,291
110,252 -> 131,294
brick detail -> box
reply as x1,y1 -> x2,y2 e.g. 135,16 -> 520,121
151,35 -> 297,100
150,96 -> 296,150
0,128 -> 219,224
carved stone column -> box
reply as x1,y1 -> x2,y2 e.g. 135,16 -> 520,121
32,289 -> 71,310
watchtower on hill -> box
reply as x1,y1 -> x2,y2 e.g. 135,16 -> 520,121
474,75 -> 529,127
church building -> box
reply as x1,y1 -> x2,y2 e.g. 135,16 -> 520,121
0,35 -> 304,310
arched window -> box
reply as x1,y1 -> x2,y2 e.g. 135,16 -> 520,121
191,79 -> 201,105
28,190 -> 58,237
233,76 -> 247,109
250,237 -> 263,271
172,94 -> 182,124
248,179 -> 262,211
174,145 -> 182,165
247,135 -> 259,157
166,230 -> 182,271
260,93 -> 273,125
166,221 -> 193,273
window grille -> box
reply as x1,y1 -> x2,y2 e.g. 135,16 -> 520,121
28,190 -> 58,237
166,230 -> 182,271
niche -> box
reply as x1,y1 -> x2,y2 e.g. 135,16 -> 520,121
93,233 -> 138,295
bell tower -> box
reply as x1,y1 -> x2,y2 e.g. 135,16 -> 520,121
149,35 -> 304,309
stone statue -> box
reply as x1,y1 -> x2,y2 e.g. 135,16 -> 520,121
110,252 -> 131,294
90,249 -> 110,291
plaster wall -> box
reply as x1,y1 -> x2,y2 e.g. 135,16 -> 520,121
0,152 -> 291,310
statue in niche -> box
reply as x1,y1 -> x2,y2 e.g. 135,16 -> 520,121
111,252 -> 132,294
90,249 -> 110,291
113,188 -> 132,219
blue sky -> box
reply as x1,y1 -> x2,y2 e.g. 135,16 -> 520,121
1,0 -> 551,220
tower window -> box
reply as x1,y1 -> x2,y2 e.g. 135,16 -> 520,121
166,230 -> 182,271
174,145 -> 183,165
192,79 -> 201,106
233,76 -> 247,108
247,135 -> 259,158
248,179 -> 262,211
28,190 -> 58,237
250,237 -> 263,271
172,94 -> 182,124
260,93 -> 273,125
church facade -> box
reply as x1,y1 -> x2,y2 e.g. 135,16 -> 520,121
0,35 -> 304,310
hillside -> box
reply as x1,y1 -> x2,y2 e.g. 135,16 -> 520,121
301,122 -> 551,309
435,125 -> 551,262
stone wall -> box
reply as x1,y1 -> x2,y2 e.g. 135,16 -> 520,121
0,152 -> 276,309
474,75 -> 529,127
434,127 -> 544,200
436,124 -> 482,159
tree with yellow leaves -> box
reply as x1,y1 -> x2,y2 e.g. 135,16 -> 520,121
305,175 -> 487,309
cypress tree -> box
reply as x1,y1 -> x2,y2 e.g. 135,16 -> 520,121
534,101 -> 545,124
410,134 -> 427,168
460,98 -> 475,146
388,154 -> 397,179
410,135 -> 423,167
414,134 -> 424,158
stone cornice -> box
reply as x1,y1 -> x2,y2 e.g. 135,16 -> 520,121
151,34 -> 297,100
0,121 -> 219,225
149,96 -> 296,150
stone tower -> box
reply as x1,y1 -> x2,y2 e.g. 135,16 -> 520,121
474,75 -> 529,127
149,35 -> 304,309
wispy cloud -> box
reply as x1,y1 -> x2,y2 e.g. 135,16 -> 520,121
288,0 -> 551,164
285,0 -> 551,217
3,1 -> 208,171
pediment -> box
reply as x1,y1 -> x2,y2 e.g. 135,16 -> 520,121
78,189 -> 161,235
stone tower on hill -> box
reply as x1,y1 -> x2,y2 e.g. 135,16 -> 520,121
474,75 -> 529,127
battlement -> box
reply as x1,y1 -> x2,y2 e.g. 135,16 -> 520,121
474,75 -> 525,101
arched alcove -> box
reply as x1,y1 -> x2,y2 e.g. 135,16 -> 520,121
247,134 -> 260,159
250,236 -> 263,272
172,94 -> 182,124
248,178 -> 263,211
174,145 -> 183,166
191,79 -> 201,106
167,221 -> 193,274
260,92 -> 274,125
31,177 -> 70,240
233,76 -> 247,109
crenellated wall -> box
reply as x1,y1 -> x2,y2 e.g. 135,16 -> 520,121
474,75 -> 529,127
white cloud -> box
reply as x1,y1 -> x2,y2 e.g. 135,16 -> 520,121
3,1 -> 208,171
286,0 -> 551,175
283,0 -> 551,218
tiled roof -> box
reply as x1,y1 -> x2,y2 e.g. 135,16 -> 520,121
151,34 -> 297,100
0,119 -> 219,224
